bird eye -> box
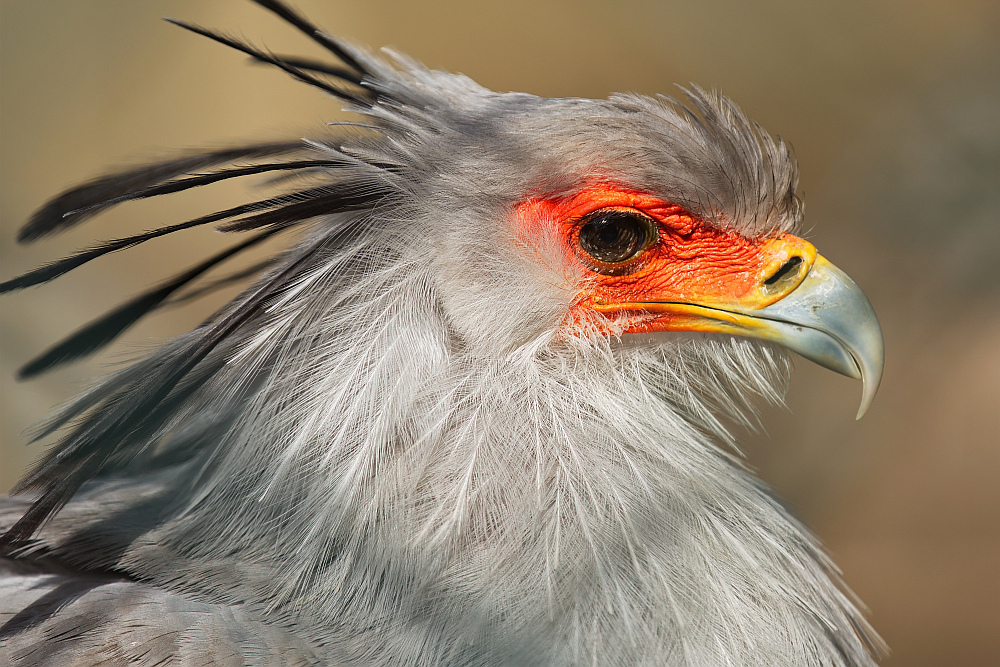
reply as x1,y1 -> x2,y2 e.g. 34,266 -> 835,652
577,209 -> 656,269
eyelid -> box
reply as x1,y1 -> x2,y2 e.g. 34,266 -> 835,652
577,206 -> 654,224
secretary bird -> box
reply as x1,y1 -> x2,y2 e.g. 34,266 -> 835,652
0,2 -> 885,665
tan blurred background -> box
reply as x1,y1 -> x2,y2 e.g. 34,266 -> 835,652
2,1 -> 998,664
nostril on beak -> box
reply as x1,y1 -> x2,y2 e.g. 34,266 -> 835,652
763,256 -> 803,288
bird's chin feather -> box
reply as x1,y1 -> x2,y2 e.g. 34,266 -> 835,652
98,247 -> 800,644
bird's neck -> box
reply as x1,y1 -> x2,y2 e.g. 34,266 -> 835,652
83,261 -> 871,664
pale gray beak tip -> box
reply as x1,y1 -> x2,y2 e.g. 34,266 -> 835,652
854,327 -> 884,420
754,255 -> 884,420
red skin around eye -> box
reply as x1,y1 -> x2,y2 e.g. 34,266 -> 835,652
514,183 -> 768,321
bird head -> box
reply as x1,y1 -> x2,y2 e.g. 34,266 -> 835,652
353,78 -> 882,418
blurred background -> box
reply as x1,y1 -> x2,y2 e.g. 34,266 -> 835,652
2,1 -> 998,664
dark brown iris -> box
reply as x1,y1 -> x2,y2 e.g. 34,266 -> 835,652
578,209 -> 656,267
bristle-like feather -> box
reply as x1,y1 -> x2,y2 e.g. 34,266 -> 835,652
165,18 -> 373,106
255,55 -> 364,84
17,142 -> 302,242
18,229 -> 284,379
69,159 -> 345,215
163,258 -> 279,308
0,185 -> 364,293
217,183 -> 389,232
249,0 -> 371,76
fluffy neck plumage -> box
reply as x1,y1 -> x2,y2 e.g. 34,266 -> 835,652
88,235 -> 877,665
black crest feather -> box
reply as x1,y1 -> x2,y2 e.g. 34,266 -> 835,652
0,181 -> 376,294
248,0 -> 372,76
17,230 -> 283,379
0,0 -> 397,552
163,18 -> 373,106
17,142 -> 303,243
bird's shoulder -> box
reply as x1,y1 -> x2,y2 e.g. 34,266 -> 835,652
0,557 -> 325,667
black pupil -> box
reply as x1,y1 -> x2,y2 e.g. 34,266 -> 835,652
579,212 -> 651,264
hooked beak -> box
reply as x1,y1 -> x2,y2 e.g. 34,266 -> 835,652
723,255 -> 884,419
593,241 -> 884,418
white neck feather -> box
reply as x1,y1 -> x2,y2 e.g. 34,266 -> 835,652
111,234 -> 875,666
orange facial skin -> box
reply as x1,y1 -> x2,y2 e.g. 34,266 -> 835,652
514,183 -> 816,334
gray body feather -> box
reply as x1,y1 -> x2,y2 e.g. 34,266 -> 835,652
1,561 -> 326,666
1,3 -> 882,665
